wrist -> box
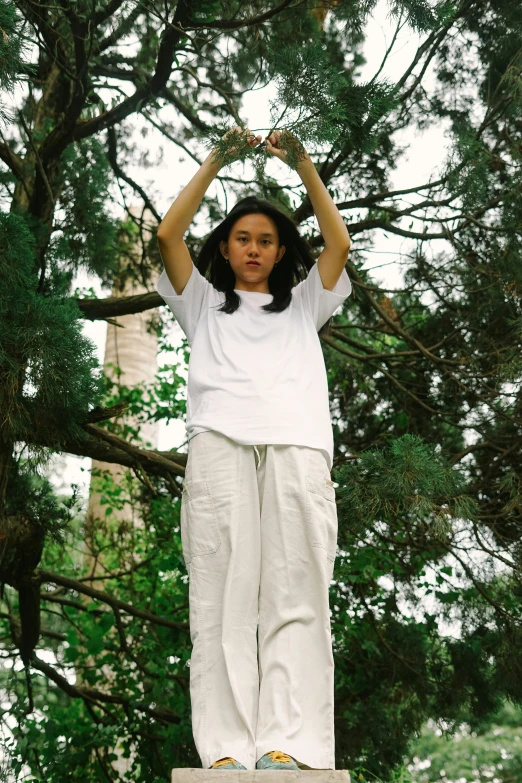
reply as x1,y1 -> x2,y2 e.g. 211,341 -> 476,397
295,155 -> 315,177
204,150 -> 223,175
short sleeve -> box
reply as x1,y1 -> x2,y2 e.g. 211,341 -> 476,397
292,261 -> 352,331
156,262 -> 213,344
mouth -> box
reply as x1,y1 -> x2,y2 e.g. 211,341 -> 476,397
246,261 -> 260,266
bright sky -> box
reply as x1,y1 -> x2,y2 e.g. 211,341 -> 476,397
51,0 -> 452,496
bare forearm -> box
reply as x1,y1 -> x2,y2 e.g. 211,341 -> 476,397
296,159 -> 351,251
157,152 -> 221,241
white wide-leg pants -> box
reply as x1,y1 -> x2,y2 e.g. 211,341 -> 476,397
180,430 -> 338,771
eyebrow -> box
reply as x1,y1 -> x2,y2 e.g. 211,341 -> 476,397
234,230 -> 275,238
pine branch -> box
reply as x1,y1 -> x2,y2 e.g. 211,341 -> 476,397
334,180 -> 452,212
28,425 -> 187,478
159,85 -> 213,133
75,290 -> 163,320
94,0 -> 141,52
0,138 -> 24,179
89,62 -> 216,134
36,569 -> 189,632
293,168 -> 460,224
18,110 -> 55,207
15,0 -> 74,79
58,0 -> 90,84
83,423 -> 186,475
186,0 -> 299,29
29,654 -> 183,724
329,327 -> 461,363
345,218 -> 452,241
73,175 -> 505,324
321,332 -> 448,418
343,188 -> 515,240
359,594 -> 441,685
395,0 -> 479,95
42,593 -> 105,615
70,3 -> 192,145
86,402 -> 130,423
106,126 -> 162,223
439,544 -> 522,624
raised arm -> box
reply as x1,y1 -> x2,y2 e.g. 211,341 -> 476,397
156,153 -> 222,296
157,126 -> 263,295
296,159 -> 351,291
265,129 -> 351,292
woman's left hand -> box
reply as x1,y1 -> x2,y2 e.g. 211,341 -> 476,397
264,129 -> 311,168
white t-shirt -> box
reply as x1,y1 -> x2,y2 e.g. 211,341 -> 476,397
156,260 -> 352,471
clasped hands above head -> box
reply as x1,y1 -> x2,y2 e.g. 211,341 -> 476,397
222,126 -> 310,168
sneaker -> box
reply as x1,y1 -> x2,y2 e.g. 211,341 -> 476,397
210,757 -> 247,770
256,751 -> 300,770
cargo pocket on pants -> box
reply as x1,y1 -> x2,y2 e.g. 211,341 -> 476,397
305,475 -> 338,565
180,478 -> 222,565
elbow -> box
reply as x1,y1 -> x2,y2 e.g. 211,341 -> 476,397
156,226 -> 168,243
157,222 -> 175,243
335,232 -> 351,256
157,226 -> 185,245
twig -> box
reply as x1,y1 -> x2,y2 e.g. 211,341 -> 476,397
36,569 -> 188,631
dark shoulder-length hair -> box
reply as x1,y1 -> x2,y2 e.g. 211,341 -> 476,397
194,195 -> 334,338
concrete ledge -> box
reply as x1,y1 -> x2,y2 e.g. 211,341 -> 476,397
172,770 -> 351,783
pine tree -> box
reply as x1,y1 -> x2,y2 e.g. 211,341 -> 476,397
0,1 -> 521,781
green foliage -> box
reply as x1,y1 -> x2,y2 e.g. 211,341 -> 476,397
404,699 -> 522,782
191,0 -> 226,24
266,38 -> 399,152
334,433 -> 478,538
0,467 -> 195,782
0,212 -> 103,458
205,38 -> 400,172
6,458 -> 82,547
0,2 -> 34,126
388,0 -> 441,32
329,461 -> 522,775
1,0 -> 522,781
50,137 -> 124,284
93,361 -> 188,450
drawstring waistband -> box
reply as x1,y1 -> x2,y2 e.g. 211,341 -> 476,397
253,445 -> 260,469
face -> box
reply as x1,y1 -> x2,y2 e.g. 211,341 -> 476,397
219,212 -> 286,293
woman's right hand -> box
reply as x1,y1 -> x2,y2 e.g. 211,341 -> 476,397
225,125 -> 263,148
212,126 -> 263,167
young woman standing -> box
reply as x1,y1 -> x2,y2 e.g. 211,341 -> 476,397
156,127 -> 352,772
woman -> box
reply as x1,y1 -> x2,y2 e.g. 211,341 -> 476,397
156,127 -> 352,771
